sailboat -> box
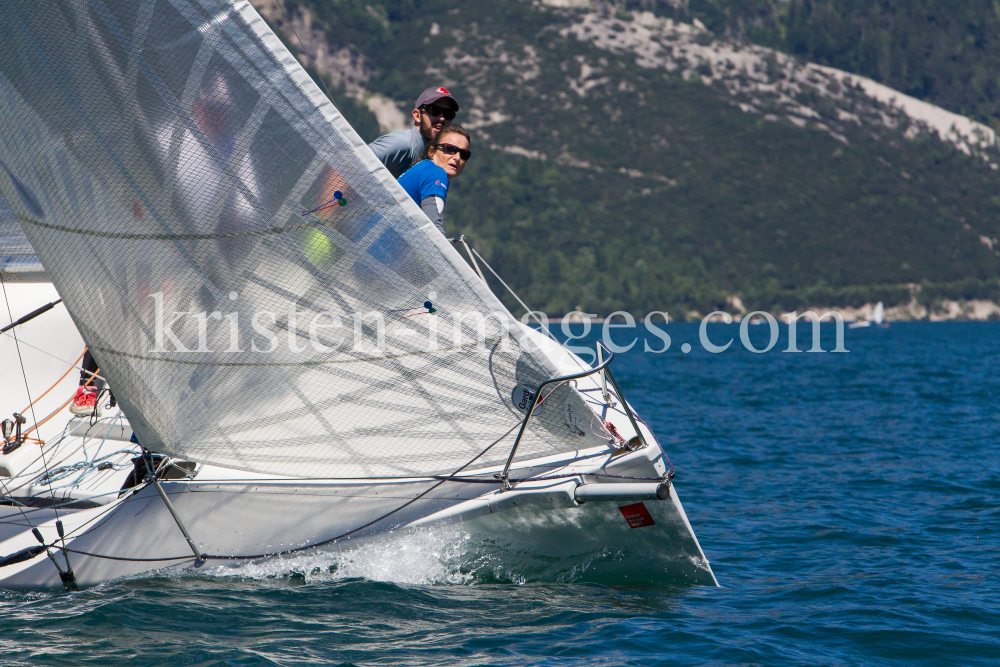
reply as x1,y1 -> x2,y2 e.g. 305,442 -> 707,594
0,0 -> 716,589
848,301 -> 887,329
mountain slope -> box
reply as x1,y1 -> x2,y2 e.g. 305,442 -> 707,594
257,0 -> 1000,319
674,0 -> 1000,131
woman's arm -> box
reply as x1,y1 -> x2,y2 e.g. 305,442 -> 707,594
420,195 -> 445,235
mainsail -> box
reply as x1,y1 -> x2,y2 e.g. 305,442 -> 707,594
0,0 -> 610,478
0,190 -> 45,282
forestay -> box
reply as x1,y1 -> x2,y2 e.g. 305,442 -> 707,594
0,0 -> 611,478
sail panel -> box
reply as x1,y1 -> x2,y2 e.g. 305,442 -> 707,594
0,0 -> 610,478
0,185 -> 46,282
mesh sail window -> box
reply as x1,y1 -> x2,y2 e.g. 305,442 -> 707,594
0,188 -> 46,282
0,0 -> 611,478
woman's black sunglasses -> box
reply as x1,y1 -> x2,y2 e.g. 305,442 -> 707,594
435,142 -> 472,161
420,103 -> 457,121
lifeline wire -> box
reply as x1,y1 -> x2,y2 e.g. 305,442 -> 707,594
469,246 -> 566,347
584,386 -> 676,477
60,420 -> 526,563
0,331 -> 106,385
0,276 -> 63,519
40,355 -> 671,564
0,277 -> 76,580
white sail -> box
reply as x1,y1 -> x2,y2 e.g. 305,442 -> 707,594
0,0 -> 611,478
0,190 -> 45,282
872,301 -> 884,325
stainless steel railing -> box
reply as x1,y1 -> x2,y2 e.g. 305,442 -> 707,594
496,341 -> 648,489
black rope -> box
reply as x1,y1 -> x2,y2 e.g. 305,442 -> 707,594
54,422 -> 525,565
62,548 -> 188,562
29,352 -> 677,567
56,467 -> 674,564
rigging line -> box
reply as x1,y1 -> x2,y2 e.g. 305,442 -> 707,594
62,421 -> 525,564
387,306 -> 429,313
206,419 -> 522,561
301,194 -> 346,215
454,236 -> 487,283
272,0 -> 340,107
34,450 -> 135,487
0,414 -> 93,495
430,471 -> 668,484
582,384 -> 668,446
0,280 -> 60,549
468,246 -> 564,347
0,331 -> 107,384
585,389 -> 674,476
18,350 -> 86,416
0,274 -> 63,522
0,428 -> 131,503
20,394 -> 79,439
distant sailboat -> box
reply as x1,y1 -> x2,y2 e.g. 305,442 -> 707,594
0,0 -> 715,589
849,302 -> 887,329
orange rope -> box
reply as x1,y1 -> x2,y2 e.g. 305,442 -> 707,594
22,394 -> 77,438
6,349 -> 90,445
18,349 -> 87,416
24,362 -> 100,438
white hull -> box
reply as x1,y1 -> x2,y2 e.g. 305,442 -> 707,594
0,282 -> 716,590
0,444 -> 716,589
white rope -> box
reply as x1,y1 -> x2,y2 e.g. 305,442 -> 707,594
468,247 -> 561,344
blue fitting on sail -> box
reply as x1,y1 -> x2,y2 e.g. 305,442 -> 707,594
300,191 -> 348,215
389,300 -> 436,318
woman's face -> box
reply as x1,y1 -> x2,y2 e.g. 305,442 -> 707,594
429,132 -> 470,178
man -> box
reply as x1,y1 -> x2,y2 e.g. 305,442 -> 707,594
368,86 -> 459,179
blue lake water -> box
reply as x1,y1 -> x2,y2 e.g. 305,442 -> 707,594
1,322 -> 997,666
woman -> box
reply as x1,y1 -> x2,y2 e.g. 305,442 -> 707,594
397,124 -> 471,235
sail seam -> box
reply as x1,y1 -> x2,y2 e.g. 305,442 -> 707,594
92,337 -> 503,366
14,211 -> 341,240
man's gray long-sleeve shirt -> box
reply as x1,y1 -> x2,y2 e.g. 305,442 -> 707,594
368,127 -> 427,179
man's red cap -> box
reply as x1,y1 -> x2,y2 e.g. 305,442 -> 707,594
415,86 -> 459,112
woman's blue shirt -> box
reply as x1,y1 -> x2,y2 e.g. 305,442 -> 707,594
398,159 -> 449,205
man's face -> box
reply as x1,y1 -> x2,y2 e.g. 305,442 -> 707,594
411,101 -> 456,142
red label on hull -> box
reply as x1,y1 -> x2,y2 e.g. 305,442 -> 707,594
619,502 -> 655,528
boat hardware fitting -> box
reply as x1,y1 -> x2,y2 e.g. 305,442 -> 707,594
602,365 -> 648,452
496,342 -> 617,490
145,452 -> 206,567
0,299 -> 62,334
574,482 -> 670,503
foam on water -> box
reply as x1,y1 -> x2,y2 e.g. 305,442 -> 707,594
203,525 -> 483,585
199,523 -> 620,586
6,324 -> 1000,666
